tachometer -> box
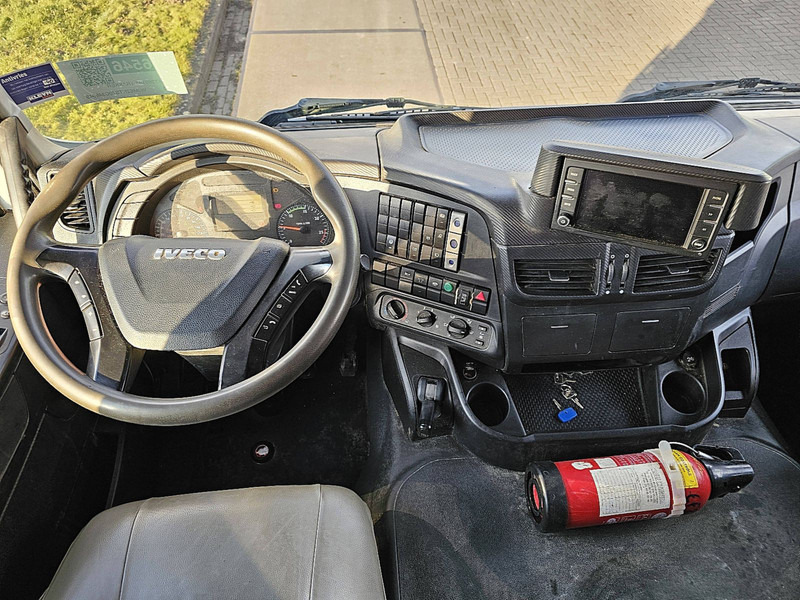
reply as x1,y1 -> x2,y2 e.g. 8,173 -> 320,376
277,203 -> 331,246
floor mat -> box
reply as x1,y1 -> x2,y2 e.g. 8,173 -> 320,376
114,371 -> 369,503
391,438 -> 800,600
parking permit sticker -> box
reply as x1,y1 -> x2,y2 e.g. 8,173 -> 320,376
57,52 -> 188,104
0,63 -> 69,109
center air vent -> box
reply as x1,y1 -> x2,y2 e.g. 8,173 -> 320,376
514,258 -> 598,296
633,251 -> 720,293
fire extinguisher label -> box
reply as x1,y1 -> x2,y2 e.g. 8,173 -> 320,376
672,450 -> 699,488
590,463 -> 671,517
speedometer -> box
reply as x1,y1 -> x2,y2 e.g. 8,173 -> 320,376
152,206 -> 210,238
277,203 -> 331,246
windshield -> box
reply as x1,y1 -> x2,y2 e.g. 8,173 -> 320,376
2,0 -> 800,140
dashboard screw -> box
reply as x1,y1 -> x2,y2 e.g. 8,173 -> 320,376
680,350 -> 698,370
251,441 -> 275,463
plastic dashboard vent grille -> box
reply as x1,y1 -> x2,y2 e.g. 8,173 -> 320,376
514,258 -> 598,296
47,172 -> 93,232
633,251 -> 720,293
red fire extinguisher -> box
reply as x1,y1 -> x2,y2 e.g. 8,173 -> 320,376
526,441 -> 754,532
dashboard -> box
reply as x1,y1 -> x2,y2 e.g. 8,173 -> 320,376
40,100 -> 800,374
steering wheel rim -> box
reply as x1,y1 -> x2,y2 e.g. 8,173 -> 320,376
6,115 -> 360,425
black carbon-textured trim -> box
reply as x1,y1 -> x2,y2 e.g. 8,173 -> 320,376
531,147 -> 562,196
421,113 -> 732,173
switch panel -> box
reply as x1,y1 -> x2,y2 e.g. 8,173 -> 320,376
376,193 -> 466,271
377,294 -> 494,351
372,259 -> 490,315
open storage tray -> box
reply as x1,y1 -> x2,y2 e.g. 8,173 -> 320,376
447,332 -> 728,468
503,368 -> 652,434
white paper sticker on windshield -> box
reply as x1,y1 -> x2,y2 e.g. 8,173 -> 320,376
57,52 -> 187,104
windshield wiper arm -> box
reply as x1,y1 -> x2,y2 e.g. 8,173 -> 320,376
620,78 -> 800,102
259,97 -> 478,126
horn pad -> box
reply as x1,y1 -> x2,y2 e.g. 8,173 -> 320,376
98,236 -> 289,350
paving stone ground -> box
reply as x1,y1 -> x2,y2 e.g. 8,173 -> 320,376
199,0 -> 253,115
219,0 -> 800,115
416,0 -> 800,106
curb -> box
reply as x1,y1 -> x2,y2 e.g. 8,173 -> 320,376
178,0 -> 230,115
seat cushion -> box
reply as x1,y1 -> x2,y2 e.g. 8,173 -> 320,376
42,485 -> 386,600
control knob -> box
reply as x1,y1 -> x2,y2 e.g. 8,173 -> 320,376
447,318 -> 470,339
385,299 -> 407,320
416,310 -> 436,327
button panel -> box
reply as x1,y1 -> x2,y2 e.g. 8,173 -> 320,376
254,271 -> 308,342
66,269 -> 102,340
377,193 -> 466,271
377,294 -> 494,350
558,166 -> 584,218
684,188 -> 729,252
372,259 -> 490,315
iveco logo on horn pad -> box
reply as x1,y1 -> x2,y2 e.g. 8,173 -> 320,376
153,248 -> 227,260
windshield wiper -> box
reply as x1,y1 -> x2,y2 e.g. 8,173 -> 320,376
259,97 -> 478,126
620,78 -> 800,102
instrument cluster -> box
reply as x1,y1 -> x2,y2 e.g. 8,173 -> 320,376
147,170 -> 332,246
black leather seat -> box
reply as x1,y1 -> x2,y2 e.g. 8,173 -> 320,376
42,485 -> 386,599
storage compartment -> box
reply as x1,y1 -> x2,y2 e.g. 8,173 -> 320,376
467,383 -> 510,427
449,335 -> 725,469
503,368 -> 656,434
661,370 -> 707,415
522,313 -> 596,356
715,314 -> 759,417
610,308 -> 690,352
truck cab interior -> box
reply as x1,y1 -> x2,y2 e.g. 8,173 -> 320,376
0,96 -> 799,599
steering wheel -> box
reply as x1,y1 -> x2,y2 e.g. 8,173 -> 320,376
6,115 -> 360,425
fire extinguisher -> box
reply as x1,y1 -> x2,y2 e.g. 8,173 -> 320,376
525,441 -> 754,532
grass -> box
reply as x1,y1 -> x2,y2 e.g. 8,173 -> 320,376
0,0 -> 210,140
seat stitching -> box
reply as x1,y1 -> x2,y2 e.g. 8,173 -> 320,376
308,484 -> 323,600
118,499 -> 147,600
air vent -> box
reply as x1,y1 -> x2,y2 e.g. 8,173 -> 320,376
20,161 -> 40,204
47,172 -> 93,232
633,251 -> 720,293
514,258 -> 598,296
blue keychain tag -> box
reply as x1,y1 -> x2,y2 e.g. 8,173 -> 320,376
557,407 -> 578,423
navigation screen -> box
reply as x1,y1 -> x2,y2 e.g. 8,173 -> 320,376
573,170 -> 704,247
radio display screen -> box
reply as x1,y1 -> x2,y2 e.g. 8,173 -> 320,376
573,170 -> 704,247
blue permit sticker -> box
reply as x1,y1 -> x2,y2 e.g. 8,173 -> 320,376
0,63 -> 69,109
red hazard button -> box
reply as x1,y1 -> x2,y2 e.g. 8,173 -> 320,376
470,288 -> 490,315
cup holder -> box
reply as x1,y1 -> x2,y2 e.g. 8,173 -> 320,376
467,383 -> 510,428
661,371 -> 706,415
